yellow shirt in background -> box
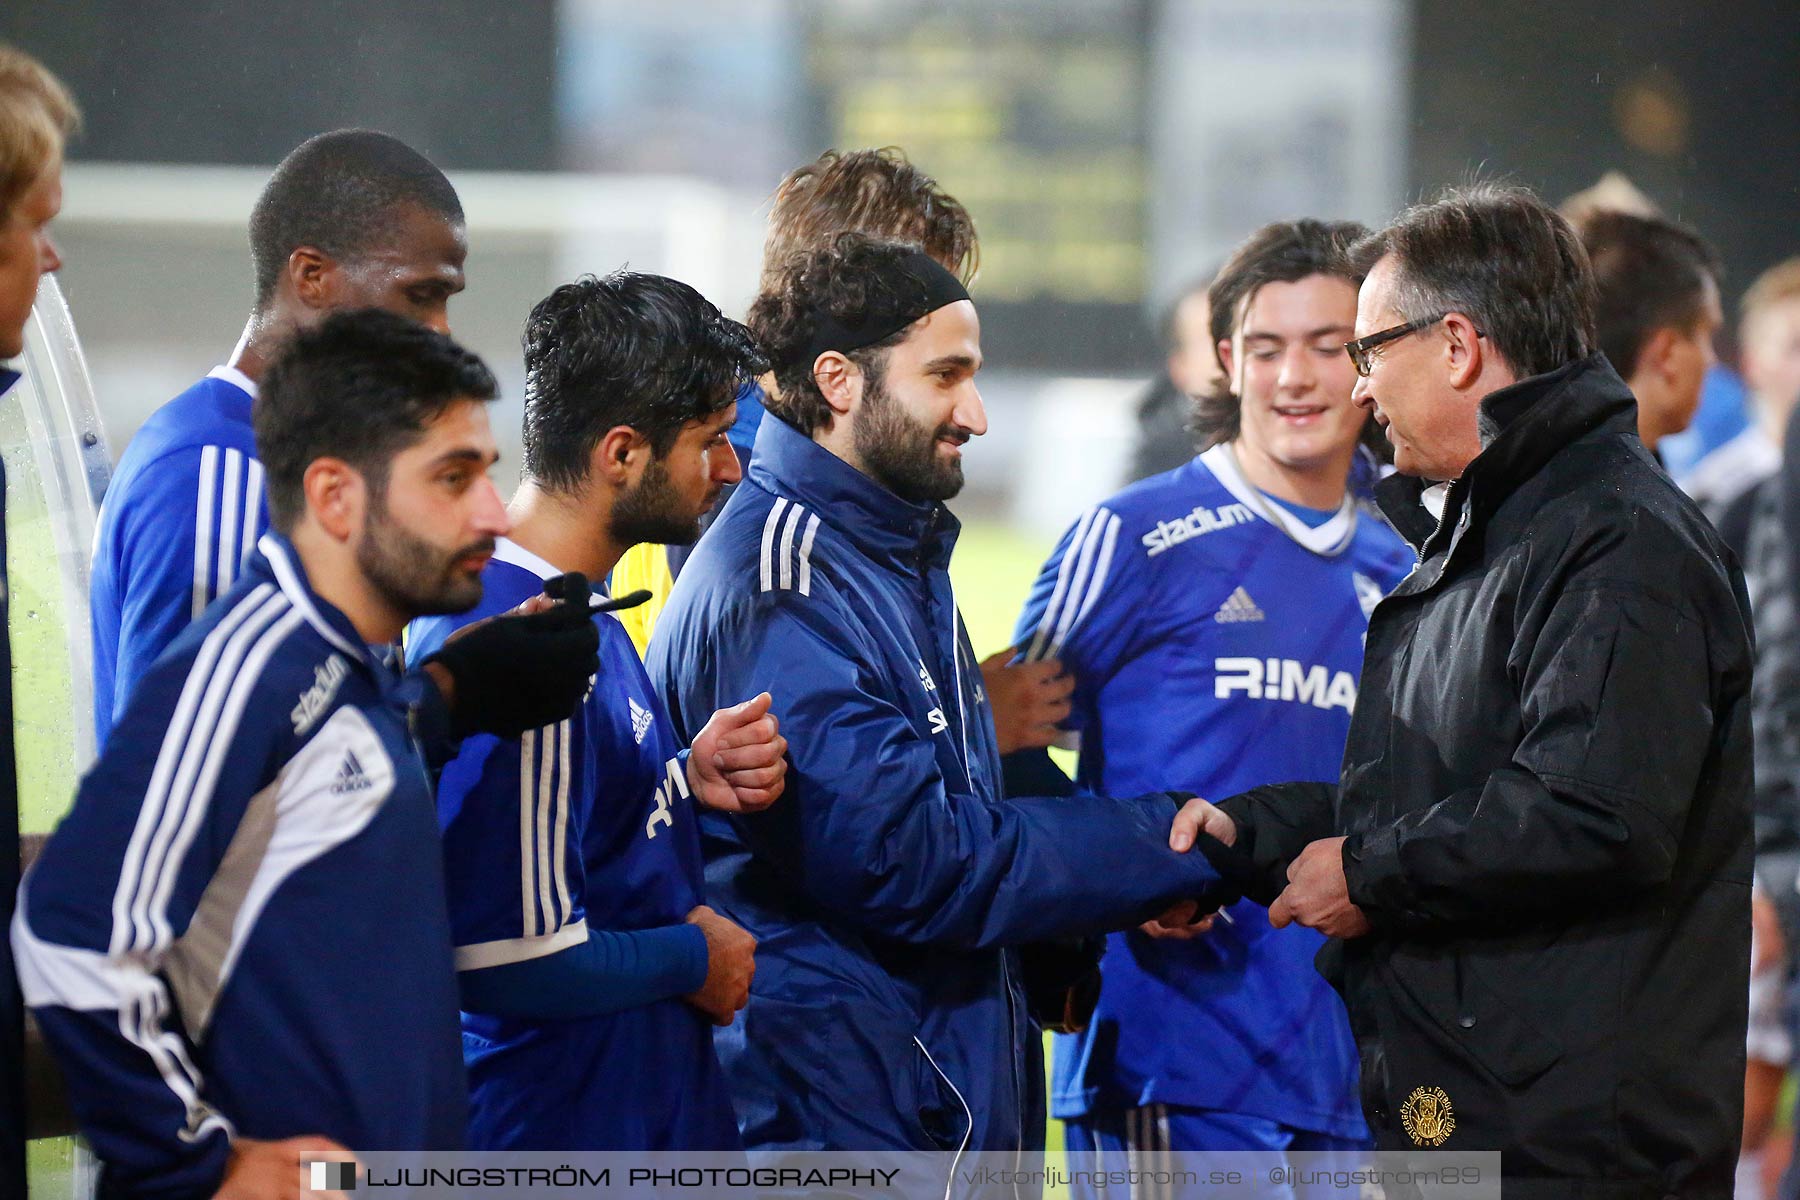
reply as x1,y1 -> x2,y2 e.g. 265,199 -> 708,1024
609,541 -> 675,658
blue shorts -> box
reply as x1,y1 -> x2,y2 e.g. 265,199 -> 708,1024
1063,1105 -> 1370,1200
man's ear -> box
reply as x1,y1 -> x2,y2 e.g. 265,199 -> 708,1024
303,458 -> 363,542
1216,337 -> 1239,392
1637,326 -> 1682,386
1443,312 -> 1485,390
590,425 -> 650,487
1216,337 -> 1237,377
812,352 -> 861,419
288,246 -> 336,312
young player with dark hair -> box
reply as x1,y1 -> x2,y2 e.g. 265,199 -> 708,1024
1575,208 -> 1723,455
17,311 -> 597,1198
91,128 -> 471,745
1014,220 -> 1412,1190
407,271 -> 786,1151
647,235 -> 1243,1153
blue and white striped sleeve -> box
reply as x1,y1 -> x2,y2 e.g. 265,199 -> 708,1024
1014,504 -> 1134,670
430,719 -> 595,970
110,444 -> 268,719
13,586 -> 298,1196
413,603 -> 593,971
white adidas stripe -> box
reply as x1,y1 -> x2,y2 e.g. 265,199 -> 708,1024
519,720 -> 575,938
759,498 -> 789,593
1031,507 -> 1120,661
551,719 -> 573,930
1025,507 -> 1098,662
796,513 -> 820,596
1057,511 -> 1120,657
239,457 -> 264,575
142,606 -> 306,952
99,580 -> 302,1132
519,729 -> 538,937
192,446 -> 219,620
777,502 -> 803,592
760,498 -> 821,594
534,722 -> 555,935
110,584 -> 287,956
216,448 -> 243,602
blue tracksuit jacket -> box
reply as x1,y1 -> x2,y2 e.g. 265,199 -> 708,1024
16,533 -> 465,1196
646,414 -> 1234,1153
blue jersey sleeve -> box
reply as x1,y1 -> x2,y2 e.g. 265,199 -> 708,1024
686,593 -> 1233,950
457,923 -> 708,1019
13,618 -> 288,1196
412,612 -> 596,969
100,444 -> 267,743
1013,504 -> 1147,728
417,610 -> 708,1006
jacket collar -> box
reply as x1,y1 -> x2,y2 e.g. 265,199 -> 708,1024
748,413 -> 960,573
251,531 -> 386,674
0,368 -> 19,397
1376,353 -> 1637,555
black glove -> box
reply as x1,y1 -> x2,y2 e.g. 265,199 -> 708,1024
422,573 -> 635,740
1017,937 -> 1105,1033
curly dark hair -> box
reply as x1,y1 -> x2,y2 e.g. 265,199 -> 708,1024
521,271 -> 767,491
1191,218 -> 1370,450
747,234 -> 937,436
762,148 -> 978,289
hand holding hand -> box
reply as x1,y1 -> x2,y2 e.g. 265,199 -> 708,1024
1168,796 -> 1237,853
689,693 -> 787,813
684,905 -> 756,1026
1268,837 -> 1371,939
979,647 -> 1074,755
1139,899 -> 1222,940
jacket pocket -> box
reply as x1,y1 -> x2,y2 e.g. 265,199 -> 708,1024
1381,945 -> 1563,1088
913,1036 -> 974,1156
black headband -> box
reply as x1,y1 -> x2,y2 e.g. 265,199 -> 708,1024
792,250 -> 970,370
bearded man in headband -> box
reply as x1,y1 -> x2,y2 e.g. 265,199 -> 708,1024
648,235 -> 1244,1152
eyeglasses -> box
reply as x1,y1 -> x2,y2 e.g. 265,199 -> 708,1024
1343,313 -> 1483,377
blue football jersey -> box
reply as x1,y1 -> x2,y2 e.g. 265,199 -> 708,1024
1014,444 -> 1413,1138
92,366 -> 269,748
407,539 -> 736,1150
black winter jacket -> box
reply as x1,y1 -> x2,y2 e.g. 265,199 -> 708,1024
1219,355 -> 1753,1197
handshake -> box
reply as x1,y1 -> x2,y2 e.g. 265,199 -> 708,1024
1142,798 -> 1371,941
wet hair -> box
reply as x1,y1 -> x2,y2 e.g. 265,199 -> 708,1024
1353,182 -> 1596,380
0,44 -> 79,220
748,234 -> 941,436
520,270 -> 767,490
256,309 -> 496,532
1577,209 -> 1720,378
763,148 -> 978,288
1190,219 -> 1368,449
249,129 -> 463,307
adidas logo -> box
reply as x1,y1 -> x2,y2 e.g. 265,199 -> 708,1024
1213,586 -> 1265,624
628,697 -> 654,746
330,750 -> 374,795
